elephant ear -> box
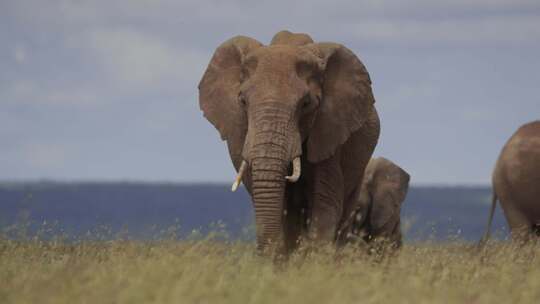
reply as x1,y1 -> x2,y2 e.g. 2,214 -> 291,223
394,166 -> 411,205
369,164 -> 410,232
369,191 -> 397,232
198,36 -> 262,169
304,43 -> 375,163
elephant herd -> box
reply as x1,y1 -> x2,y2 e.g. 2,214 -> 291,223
198,30 -> 540,258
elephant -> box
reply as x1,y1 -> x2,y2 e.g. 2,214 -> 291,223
198,30 -> 380,256
337,157 -> 410,251
483,120 -> 540,242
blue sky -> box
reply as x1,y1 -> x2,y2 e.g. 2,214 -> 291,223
1,0 -> 539,185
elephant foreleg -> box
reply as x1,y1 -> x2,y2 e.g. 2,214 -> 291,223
307,156 -> 344,244
284,182 -> 307,254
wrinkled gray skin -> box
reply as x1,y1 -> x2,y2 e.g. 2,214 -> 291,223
483,121 -> 540,242
199,30 -> 380,257
338,157 -> 410,250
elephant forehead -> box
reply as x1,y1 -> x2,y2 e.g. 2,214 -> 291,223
250,46 -> 302,69
376,171 -> 402,182
244,47 -> 308,98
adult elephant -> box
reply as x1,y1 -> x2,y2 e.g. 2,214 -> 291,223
338,157 -> 410,251
199,30 -> 380,256
483,121 -> 540,242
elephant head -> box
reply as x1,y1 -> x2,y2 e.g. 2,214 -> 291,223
352,157 -> 410,244
199,30 -> 375,253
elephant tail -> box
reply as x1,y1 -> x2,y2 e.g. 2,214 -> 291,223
480,192 -> 498,246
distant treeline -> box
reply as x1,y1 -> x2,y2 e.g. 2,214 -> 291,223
0,182 -> 507,242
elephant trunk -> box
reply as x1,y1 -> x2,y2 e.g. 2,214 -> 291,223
245,102 -> 302,254
251,156 -> 287,253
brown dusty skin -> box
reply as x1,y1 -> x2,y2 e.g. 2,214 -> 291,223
199,30 -> 380,254
485,120 -> 540,241
339,157 -> 410,251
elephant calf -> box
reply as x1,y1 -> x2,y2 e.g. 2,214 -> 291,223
339,157 -> 410,251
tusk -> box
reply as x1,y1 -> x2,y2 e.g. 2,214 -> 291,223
285,157 -> 301,183
231,160 -> 247,192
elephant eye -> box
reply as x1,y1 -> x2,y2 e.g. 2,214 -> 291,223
300,94 -> 318,113
302,98 -> 310,108
296,61 -> 315,79
299,97 -> 313,113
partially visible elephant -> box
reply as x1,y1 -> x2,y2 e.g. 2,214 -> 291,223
199,30 -> 380,256
338,157 -> 410,250
483,121 -> 540,242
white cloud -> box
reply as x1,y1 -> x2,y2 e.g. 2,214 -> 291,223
3,29 -> 209,106
0,81 -> 100,105
22,143 -> 67,169
13,45 -> 27,64
340,0 -> 540,13
82,28 -> 208,91
348,15 -> 540,45
376,82 -> 439,113
1,0 -> 539,182
461,107 -> 499,122
6,0 -> 540,46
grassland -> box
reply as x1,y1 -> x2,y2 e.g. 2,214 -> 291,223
1,237 -> 540,304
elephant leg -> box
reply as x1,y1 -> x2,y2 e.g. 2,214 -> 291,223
334,185 -> 364,247
391,221 -> 403,249
307,156 -> 344,244
284,182 -> 307,254
501,202 -> 531,242
336,120 -> 379,246
532,224 -> 540,237
381,218 -> 403,252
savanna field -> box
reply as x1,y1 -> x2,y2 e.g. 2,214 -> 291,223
0,184 -> 525,304
2,236 -> 540,304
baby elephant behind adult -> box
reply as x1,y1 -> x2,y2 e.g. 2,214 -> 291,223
484,120 -> 540,242
339,157 -> 410,251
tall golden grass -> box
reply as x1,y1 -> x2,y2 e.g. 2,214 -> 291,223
2,236 -> 540,304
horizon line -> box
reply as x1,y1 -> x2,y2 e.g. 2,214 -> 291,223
0,179 -> 491,188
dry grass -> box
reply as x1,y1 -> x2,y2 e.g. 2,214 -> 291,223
1,237 -> 540,304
